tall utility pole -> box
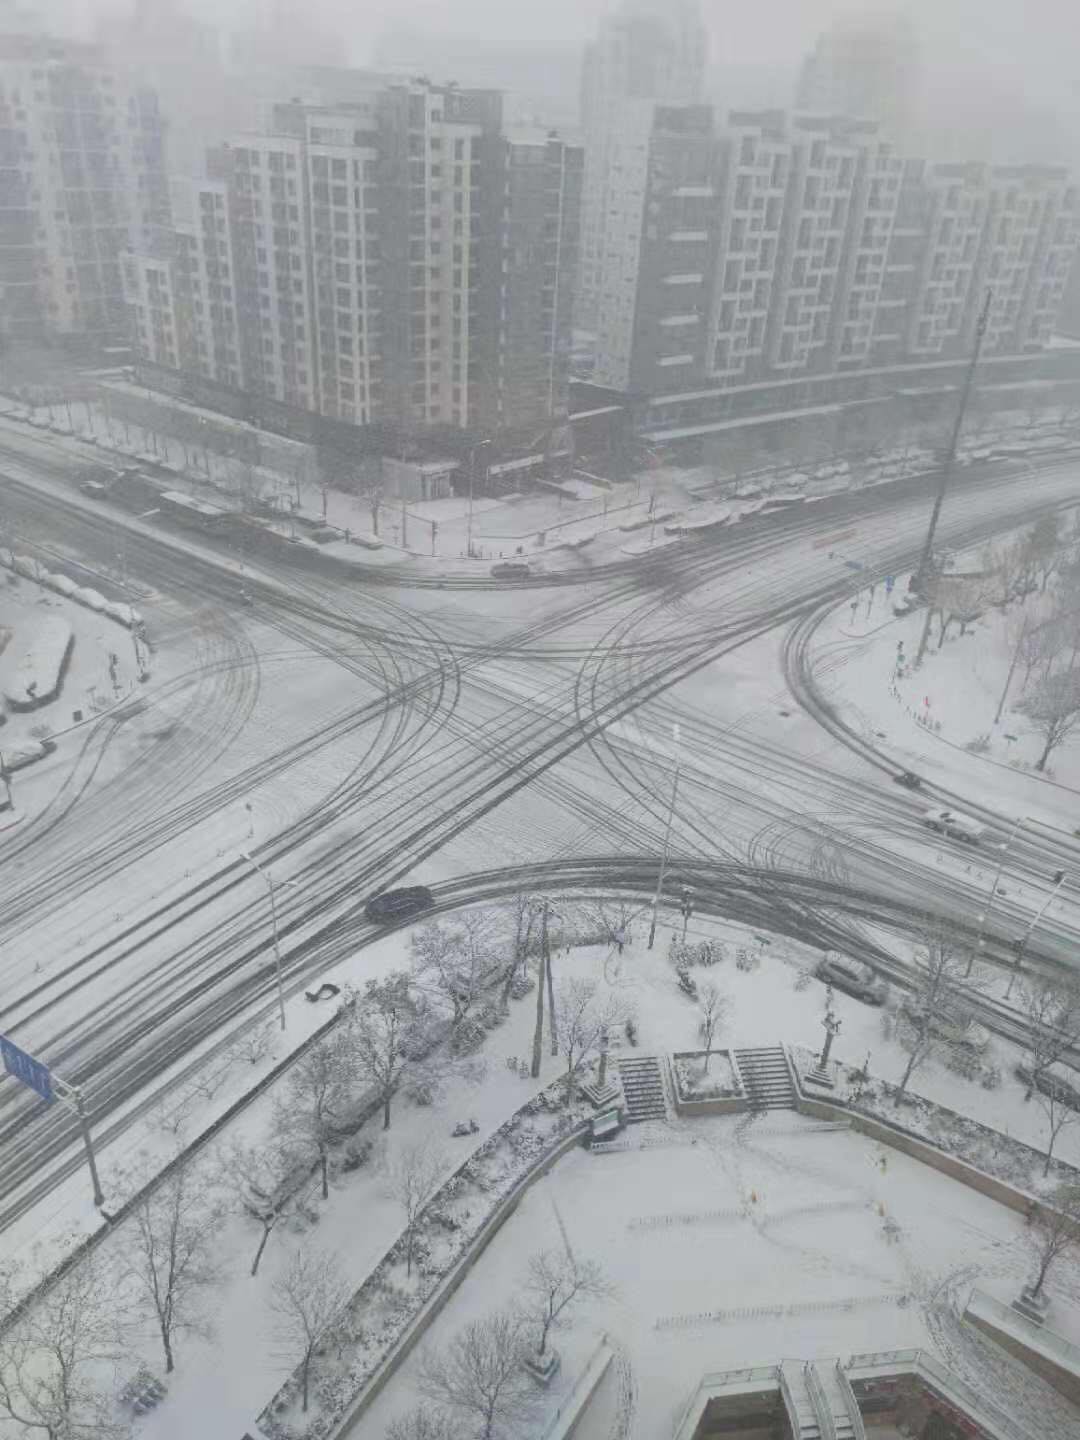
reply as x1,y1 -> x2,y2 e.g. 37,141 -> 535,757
972,815 -> 1026,974
467,439 -> 490,560
240,851 -> 287,1030
648,724 -> 681,950
913,287 -> 993,592
531,902 -> 549,1078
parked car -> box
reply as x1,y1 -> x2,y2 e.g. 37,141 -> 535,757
364,885 -> 435,925
894,771 -> 922,790
900,1001 -> 990,1052
816,956 -> 888,1005
1015,1064 -> 1080,1114
921,807 -> 986,844
490,560 -> 531,579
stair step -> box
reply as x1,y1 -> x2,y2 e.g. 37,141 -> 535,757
615,1057 -> 669,1124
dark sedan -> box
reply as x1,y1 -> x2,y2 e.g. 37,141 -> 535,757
364,885 -> 436,925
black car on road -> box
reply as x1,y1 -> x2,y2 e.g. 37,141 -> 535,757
364,885 -> 435,925
815,956 -> 888,1005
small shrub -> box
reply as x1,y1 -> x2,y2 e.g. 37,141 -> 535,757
965,733 -> 991,755
979,1063 -> 1002,1090
450,1017 -> 486,1055
793,967 -> 814,991
735,947 -> 759,972
509,973 -> 533,1000
342,1136 -> 372,1171
478,1001 -> 503,1030
945,1046 -> 981,1081
624,1016 -> 638,1047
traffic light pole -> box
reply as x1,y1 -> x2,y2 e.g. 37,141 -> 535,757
913,287 -> 992,592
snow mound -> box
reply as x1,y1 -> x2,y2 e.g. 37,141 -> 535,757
72,586 -> 107,611
1,616 -> 73,708
103,600 -> 142,628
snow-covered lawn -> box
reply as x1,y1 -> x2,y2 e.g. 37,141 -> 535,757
357,1110 -> 1078,1440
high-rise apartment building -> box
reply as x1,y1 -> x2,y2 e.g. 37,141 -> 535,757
0,33 -> 168,347
586,103 -> 1079,411
124,79 -> 582,448
578,0 -> 706,333
796,13 -> 919,142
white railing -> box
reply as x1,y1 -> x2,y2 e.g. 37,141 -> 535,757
671,1365 -> 780,1439
833,1360 -> 866,1440
541,1334 -> 613,1440
804,1360 -> 836,1440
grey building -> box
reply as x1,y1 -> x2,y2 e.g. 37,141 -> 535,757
124,78 -> 582,454
0,33 -> 168,348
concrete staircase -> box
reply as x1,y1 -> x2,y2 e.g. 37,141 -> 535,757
733,1046 -> 796,1110
780,1361 -> 822,1440
615,1056 -> 668,1123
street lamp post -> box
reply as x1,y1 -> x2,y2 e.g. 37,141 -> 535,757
971,815 -> 1026,976
240,851 -> 287,1030
647,724 -> 681,950
1005,869 -> 1068,1000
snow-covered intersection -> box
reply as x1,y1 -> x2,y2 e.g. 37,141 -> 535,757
3,431 -> 1080,1439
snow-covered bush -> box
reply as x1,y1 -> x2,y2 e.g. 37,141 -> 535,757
450,1017 -> 486,1055
979,1063 -> 1002,1090
946,1046 -> 981,1081
342,1137 -> 373,1171
735,947 -> 759,972
793,967 -> 814,991
624,1016 -> 639,1046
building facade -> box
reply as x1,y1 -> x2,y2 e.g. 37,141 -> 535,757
0,33 -> 168,348
577,0 -> 706,334
795,13 -> 920,142
585,102 -> 1079,431
123,79 -> 581,451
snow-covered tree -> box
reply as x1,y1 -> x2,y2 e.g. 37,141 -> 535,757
418,1309 -> 539,1440
389,1141 -> 447,1277
696,981 -> 729,1071
386,1406 -> 457,1440
275,1031 -> 356,1200
1031,1070 -> 1080,1176
349,973 -> 416,1130
125,1161 -> 223,1374
270,1247 -> 350,1413
411,915 -> 499,1033
1017,667 -> 1080,771
1019,975 -> 1080,1100
521,1250 -> 612,1362
892,926 -> 973,1105
0,1255 -> 126,1440
553,978 -> 627,1104
1028,1185 -> 1080,1299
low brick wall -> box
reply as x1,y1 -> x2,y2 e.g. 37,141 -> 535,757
965,1307 -> 1080,1406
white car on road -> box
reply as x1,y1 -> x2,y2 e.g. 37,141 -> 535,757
922,807 -> 986,844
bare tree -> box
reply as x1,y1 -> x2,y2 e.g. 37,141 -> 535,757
1027,512 -> 1062,593
216,1140 -> 309,1277
0,1256 -> 126,1440
521,1250 -> 612,1363
500,892 -> 541,1013
696,980 -> 729,1072
980,539 -> 1024,609
270,1247 -> 350,1413
349,973 -> 416,1130
892,926 -> 974,1105
1027,1184 -> 1080,1300
1031,1070 -> 1080,1176
553,978 -> 626,1104
418,1309 -> 539,1440
386,1407 -> 457,1440
389,1141 -> 447,1277
1017,667 -> 1080,771
1019,976 -> 1080,1100
125,1161 -> 222,1374
275,1032 -> 357,1200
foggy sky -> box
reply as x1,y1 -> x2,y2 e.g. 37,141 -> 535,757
33,0 -> 1080,156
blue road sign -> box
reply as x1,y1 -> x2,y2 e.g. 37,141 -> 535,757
885,575 -> 895,593
0,1035 -> 53,1103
